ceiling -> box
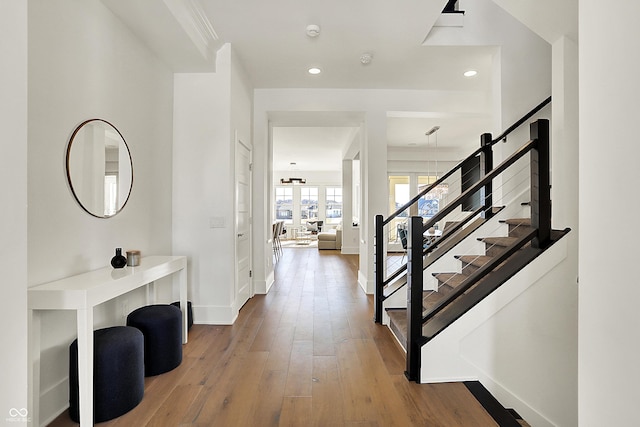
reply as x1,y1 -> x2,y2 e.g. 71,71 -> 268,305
103,0 -> 498,172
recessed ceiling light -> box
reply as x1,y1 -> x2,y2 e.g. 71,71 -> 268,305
464,70 -> 478,77
306,24 -> 320,38
308,67 -> 322,75
360,53 -> 373,65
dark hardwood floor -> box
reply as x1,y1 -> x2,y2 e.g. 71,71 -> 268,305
50,247 -> 497,426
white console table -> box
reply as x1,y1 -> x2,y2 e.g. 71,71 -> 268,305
28,256 -> 188,427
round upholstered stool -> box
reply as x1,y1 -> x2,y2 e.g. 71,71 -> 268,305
69,326 -> 144,423
127,304 -> 183,376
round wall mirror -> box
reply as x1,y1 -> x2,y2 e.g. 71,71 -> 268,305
66,119 -> 133,218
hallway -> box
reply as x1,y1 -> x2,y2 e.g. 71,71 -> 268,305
51,247 -> 496,426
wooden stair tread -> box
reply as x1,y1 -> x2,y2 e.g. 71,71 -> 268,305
422,290 -> 447,311
478,236 -> 519,247
501,218 -> 531,226
432,273 -> 466,288
455,255 -> 493,268
386,308 -> 407,350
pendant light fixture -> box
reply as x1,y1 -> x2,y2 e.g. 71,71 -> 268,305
425,126 -> 448,199
280,162 -> 306,184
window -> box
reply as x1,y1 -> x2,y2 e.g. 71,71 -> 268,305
275,187 -> 293,223
387,174 -> 442,245
325,187 -> 342,224
300,187 -> 318,220
388,176 -> 410,246
418,175 -> 443,219
389,176 -> 410,217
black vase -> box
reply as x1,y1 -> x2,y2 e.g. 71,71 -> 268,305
111,248 -> 127,269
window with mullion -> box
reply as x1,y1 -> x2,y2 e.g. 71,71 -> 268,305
300,187 -> 318,221
325,187 -> 342,224
275,186 -> 294,223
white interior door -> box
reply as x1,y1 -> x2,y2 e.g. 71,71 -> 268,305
235,136 -> 252,310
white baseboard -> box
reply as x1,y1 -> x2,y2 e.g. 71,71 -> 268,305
253,271 -> 274,294
357,270 -> 374,294
476,373 -> 556,427
39,377 -> 69,427
340,245 -> 359,254
193,304 -> 237,325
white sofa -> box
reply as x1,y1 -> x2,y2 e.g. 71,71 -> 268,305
317,227 -> 342,250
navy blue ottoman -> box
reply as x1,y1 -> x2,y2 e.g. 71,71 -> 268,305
127,304 -> 183,376
69,326 -> 144,423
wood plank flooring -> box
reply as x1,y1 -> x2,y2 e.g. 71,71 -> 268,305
49,247 -> 497,426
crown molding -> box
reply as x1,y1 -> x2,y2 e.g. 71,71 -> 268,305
163,0 -> 220,61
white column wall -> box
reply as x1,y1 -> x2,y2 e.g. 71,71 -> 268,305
0,0 -> 28,420
342,159 -> 359,254
579,1 -> 640,425
552,37 -> 579,230
360,111 -> 388,293
173,48 -> 235,324
173,43 -> 253,323
253,108 -> 274,293
173,71 -> 233,323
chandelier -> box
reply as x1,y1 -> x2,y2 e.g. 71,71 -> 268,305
280,162 -> 306,184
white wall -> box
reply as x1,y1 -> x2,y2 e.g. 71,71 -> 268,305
173,43 -> 254,323
425,0 -> 552,136
27,1 -> 174,423
579,1 -> 640,425
0,0 -> 28,422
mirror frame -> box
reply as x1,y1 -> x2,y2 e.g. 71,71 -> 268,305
65,118 -> 134,218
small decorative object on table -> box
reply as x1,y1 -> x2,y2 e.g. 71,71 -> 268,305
126,250 -> 141,267
111,248 -> 127,269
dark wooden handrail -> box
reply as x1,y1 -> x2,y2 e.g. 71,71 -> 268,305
491,96 -> 551,144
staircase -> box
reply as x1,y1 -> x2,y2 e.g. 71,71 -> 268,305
386,217 -> 568,351
373,101 -> 570,426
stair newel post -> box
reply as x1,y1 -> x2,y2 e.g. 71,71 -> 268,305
405,215 -> 424,382
530,119 -> 551,248
480,133 -> 494,219
374,214 -> 384,323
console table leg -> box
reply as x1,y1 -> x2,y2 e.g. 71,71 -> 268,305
146,281 -> 156,305
77,308 -> 94,426
179,268 -> 188,344
28,309 -> 41,427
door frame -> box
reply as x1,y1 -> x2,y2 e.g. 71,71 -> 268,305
234,131 -> 253,310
